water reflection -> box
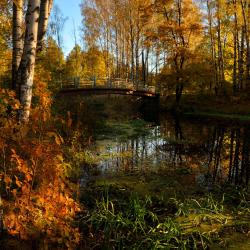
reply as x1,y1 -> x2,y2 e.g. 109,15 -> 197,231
96,116 -> 250,186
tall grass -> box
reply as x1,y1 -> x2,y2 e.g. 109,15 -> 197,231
80,184 -> 249,249
85,188 -> 213,249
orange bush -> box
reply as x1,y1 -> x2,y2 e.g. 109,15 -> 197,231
0,83 -> 80,248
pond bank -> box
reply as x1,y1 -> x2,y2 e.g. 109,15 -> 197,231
160,94 -> 250,122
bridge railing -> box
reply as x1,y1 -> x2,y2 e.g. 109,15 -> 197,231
59,77 -> 157,94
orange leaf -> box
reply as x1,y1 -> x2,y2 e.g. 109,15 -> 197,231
15,176 -> 22,187
4,176 -> 12,185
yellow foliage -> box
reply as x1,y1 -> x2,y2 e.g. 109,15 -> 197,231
65,46 -> 108,79
0,1 -> 11,81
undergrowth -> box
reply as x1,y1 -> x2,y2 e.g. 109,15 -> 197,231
0,81 -> 81,249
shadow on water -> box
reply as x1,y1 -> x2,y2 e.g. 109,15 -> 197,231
140,97 -> 160,123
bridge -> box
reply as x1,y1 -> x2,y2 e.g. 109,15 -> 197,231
58,77 -> 160,99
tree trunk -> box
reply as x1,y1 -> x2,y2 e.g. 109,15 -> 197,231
105,26 -> 110,79
176,81 -> 183,105
207,0 -> 219,92
130,21 -> 135,83
175,59 -> 183,106
12,0 -> 23,91
142,48 -> 146,85
135,9 -> 140,88
115,26 -> 119,78
18,0 -> 41,122
121,26 -> 125,78
217,1 -> 225,88
238,26 -> 245,90
135,43 -> 139,88
233,0 -> 238,93
155,48 -> 159,75
241,0 -> 250,89
145,47 -> 149,83
37,0 -> 53,51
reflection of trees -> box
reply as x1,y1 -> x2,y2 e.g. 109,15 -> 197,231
228,127 -> 249,185
161,121 -> 249,186
172,115 -> 184,165
100,117 -> 249,186
242,128 -> 249,185
207,127 -> 225,183
206,126 -> 249,186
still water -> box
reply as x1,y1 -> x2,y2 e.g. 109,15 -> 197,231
94,115 -> 249,187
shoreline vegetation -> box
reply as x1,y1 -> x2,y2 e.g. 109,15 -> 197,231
160,93 -> 250,122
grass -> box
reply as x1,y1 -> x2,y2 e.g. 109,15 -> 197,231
79,176 -> 250,249
81,186 -> 211,249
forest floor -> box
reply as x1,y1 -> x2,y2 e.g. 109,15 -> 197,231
161,93 -> 250,121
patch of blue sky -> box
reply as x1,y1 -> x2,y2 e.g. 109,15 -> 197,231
53,0 -> 83,56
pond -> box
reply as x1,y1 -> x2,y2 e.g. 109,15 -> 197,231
93,115 -> 249,187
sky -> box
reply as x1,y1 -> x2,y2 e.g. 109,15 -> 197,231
53,0 -> 83,56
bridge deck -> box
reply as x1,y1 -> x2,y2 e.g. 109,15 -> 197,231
58,87 -> 159,98
59,78 -> 159,98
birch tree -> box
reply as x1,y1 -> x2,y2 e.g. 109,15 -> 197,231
37,0 -> 53,51
18,0 -> 41,121
12,0 -> 23,90
13,0 -> 54,122
0,1 -> 12,81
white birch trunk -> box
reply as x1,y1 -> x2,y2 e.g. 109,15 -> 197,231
37,0 -> 53,51
12,0 -> 23,90
19,0 -> 41,122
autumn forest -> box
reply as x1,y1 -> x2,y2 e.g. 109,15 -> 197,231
0,0 -> 249,249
